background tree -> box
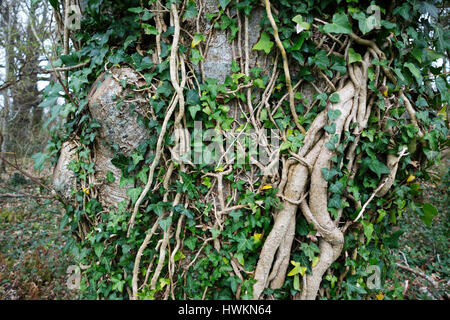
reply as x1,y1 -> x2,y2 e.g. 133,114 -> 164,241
0,0 -> 53,166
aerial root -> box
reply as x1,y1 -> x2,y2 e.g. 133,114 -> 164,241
253,63 -> 369,300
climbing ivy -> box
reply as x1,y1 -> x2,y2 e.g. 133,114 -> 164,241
36,0 -> 448,300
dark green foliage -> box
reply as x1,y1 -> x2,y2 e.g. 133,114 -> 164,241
32,0 -> 449,300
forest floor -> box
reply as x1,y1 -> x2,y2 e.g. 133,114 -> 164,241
0,160 -> 79,300
0,152 -> 448,300
395,148 -> 450,300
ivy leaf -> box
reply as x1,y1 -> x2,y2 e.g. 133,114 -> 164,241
329,93 -> 340,103
361,221 -> 374,244
60,54 -> 80,67
329,180 -> 344,194
426,49 -> 445,62
185,236 -> 197,250
133,54 -> 153,72
328,109 -> 342,121
191,33 -> 206,48
189,105 -> 201,119
323,13 -> 353,34
229,210 -> 243,222
186,89 -> 200,105
31,152 -> 50,173
292,32 -> 308,51
128,7 -> 143,14
156,81 -> 173,97
124,34 -> 138,50
420,203 -> 438,227
253,78 -> 265,88
126,187 -> 143,205
190,48 -> 203,65
288,261 -> 307,277
142,10 -> 153,21
143,24 -> 158,35
131,152 -> 144,166
292,15 -> 311,33
329,194 -> 342,209
348,48 -> 362,64
324,123 -> 336,134
137,167 -> 149,184
158,216 -> 172,232
219,0 -> 231,10
321,167 -> 339,181
435,76 -> 449,102
184,1 -> 198,20
300,242 -> 320,262
311,50 -> 330,70
94,243 -> 104,258
352,10 -> 379,34
404,62 -> 423,84
236,233 -> 253,252
252,32 -> 274,55
393,68 -> 407,85
362,157 -> 390,178
173,204 -> 195,219
106,171 -> 116,183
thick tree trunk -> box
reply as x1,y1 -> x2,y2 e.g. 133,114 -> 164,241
51,0 -> 434,301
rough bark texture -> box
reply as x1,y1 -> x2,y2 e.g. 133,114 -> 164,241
201,0 -> 265,82
53,140 -> 77,200
54,67 -> 151,209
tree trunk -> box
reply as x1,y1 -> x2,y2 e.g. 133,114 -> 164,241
51,0 -> 445,301
0,0 -> 12,171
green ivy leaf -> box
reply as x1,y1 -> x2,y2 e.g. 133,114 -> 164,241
219,0 -> 231,10
323,13 -> 353,34
106,171 -> 116,183
189,105 -> 201,119
300,242 -> 320,262
362,157 -> 390,178
31,152 -> 50,173
158,216 -> 172,232
420,203 -> 438,227
184,1 -> 198,20
156,81 -> 173,97
143,24 -> 158,35
190,48 -> 203,65
404,62 -> 423,84
185,236 -> 197,250
94,243 -> 104,258
435,76 -> 449,102
329,194 -> 342,209
324,123 -> 336,134
128,7 -> 143,14
186,89 -> 200,105
253,78 -> 265,88
329,180 -> 344,194
329,93 -> 341,103
124,34 -> 138,50
361,221 -> 374,244
126,187 -> 143,205
252,32 -> 274,55
131,152 -> 144,166
137,167 -> 149,184
292,15 -> 311,33
328,109 -> 342,121
321,167 -> 339,181
191,33 -> 206,48
348,48 -> 362,64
